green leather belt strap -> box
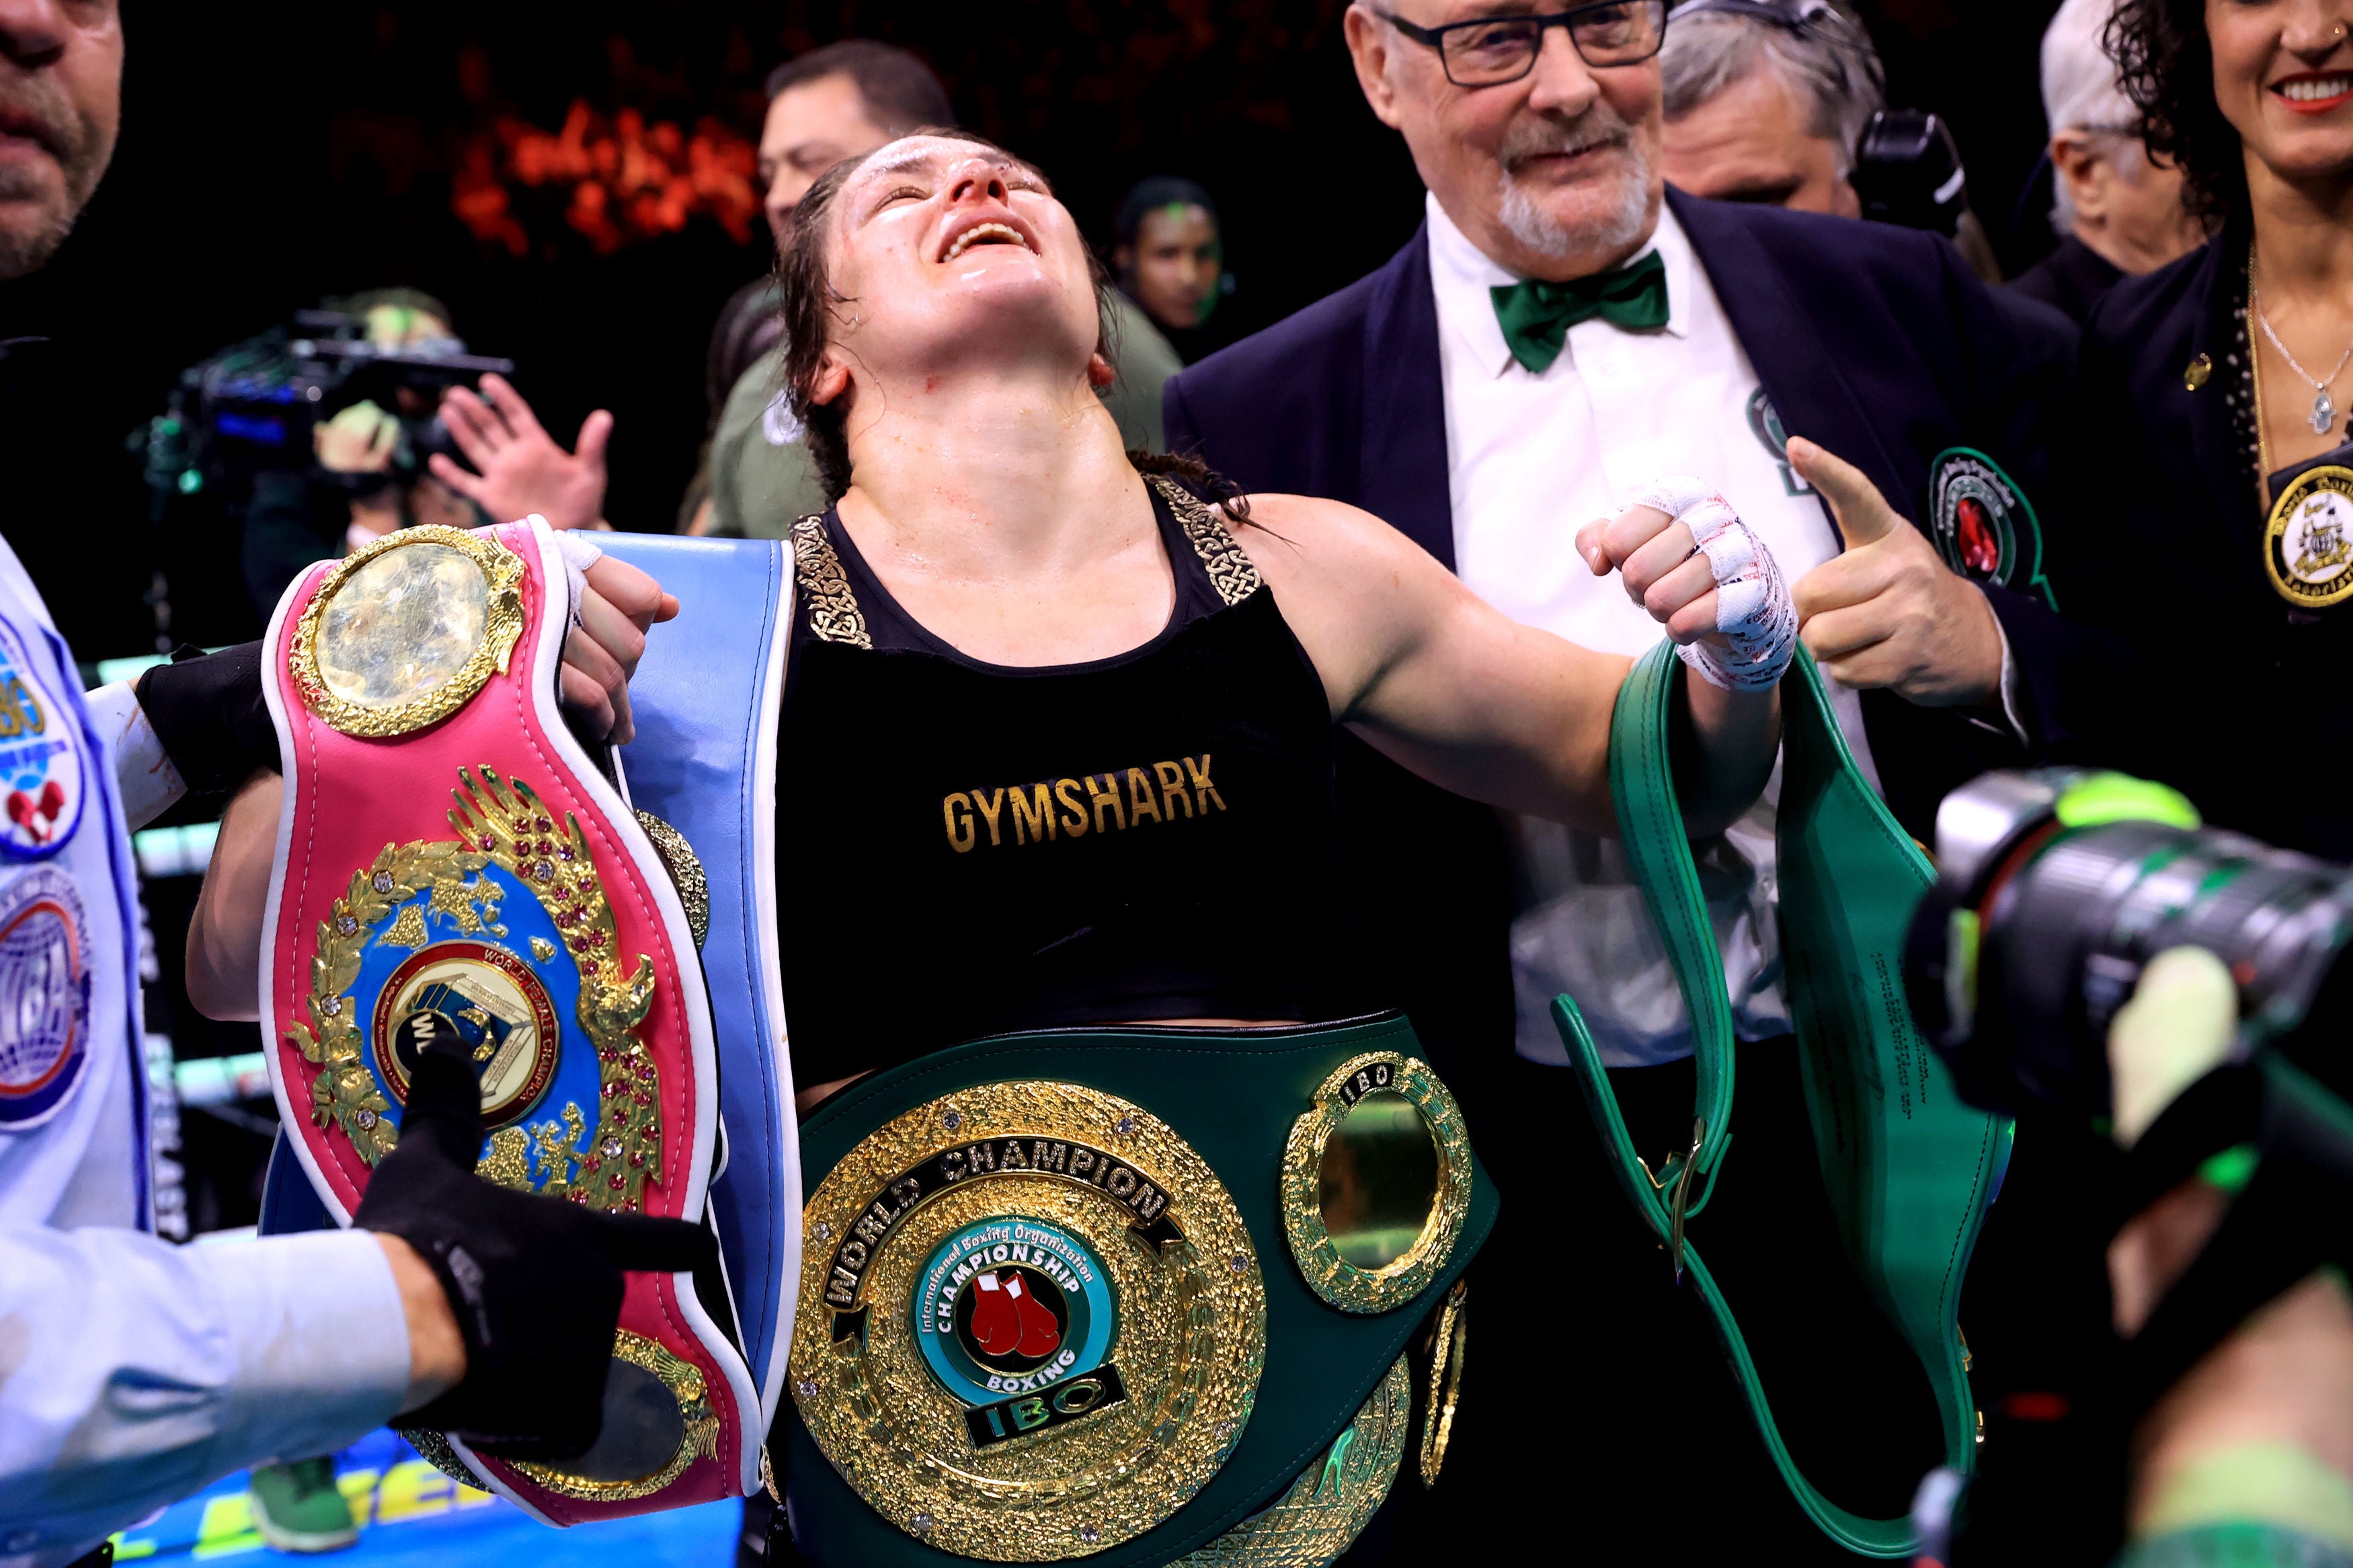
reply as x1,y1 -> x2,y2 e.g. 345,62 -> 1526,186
1552,643 -> 2010,1558
776,1014 -> 1497,1568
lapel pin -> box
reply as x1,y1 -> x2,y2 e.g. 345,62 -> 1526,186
2185,354 -> 2213,391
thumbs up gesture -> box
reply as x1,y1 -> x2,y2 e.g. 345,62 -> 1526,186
1786,438 -> 2005,709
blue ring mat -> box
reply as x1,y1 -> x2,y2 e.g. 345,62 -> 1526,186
106,1430 -> 741,1565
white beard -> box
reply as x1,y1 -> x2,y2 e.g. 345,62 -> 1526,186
1497,136 -> 1654,263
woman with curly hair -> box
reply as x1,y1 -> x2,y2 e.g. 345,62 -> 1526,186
2034,0 -> 2353,863
1998,15 -> 2353,1568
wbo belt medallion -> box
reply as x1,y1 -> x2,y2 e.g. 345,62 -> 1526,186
2265,464 -> 2353,610
262,520 -> 757,1524
789,1082 -> 1267,1561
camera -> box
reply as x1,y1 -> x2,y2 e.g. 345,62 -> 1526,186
140,309 -> 513,503
1903,769 -> 2353,1124
1852,110 -> 1972,239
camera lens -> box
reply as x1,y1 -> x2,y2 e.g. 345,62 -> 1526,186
1909,771 -> 2353,1120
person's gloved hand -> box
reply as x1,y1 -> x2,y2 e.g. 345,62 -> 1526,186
354,1012 -> 713,1458
2104,947 -> 2244,1337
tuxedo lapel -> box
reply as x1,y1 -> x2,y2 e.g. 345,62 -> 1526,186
2182,233 -> 2270,590
1667,189 -> 1909,532
1359,224 -> 1458,571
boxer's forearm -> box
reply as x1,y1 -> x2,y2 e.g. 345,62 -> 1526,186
186,769 -> 282,1022
1679,677 -> 1781,839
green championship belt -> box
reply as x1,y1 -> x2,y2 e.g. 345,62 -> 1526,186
1552,643 -> 2011,1557
774,1015 -> 1495,1567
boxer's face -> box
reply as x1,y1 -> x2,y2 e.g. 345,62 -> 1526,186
1347,0 -> 1664,281
806,136 -> 1106,411
0,0 -> 122,282
2208,0 -> 2353,188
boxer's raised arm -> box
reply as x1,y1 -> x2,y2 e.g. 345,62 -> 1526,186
1231,490 -> 1782,837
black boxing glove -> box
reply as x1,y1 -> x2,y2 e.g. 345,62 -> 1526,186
134,642 -> 278,803
354,1012 -> 715,1459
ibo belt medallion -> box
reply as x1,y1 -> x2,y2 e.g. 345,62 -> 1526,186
1281,1052 -> 1474,1314
788,1083 -> 1267,1561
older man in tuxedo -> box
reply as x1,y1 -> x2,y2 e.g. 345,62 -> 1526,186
1166,0 -> 2082,1557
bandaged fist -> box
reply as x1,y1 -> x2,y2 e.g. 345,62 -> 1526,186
555,545 -> 679,747
1786,439 -> 2003,708
1574,479 -> 1796,692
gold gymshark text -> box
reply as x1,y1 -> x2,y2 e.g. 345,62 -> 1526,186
942,754 -> 1226,853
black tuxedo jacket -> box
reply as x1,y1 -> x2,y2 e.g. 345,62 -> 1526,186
2046,223 -> 2352,860
1162,190 -> 2079,1065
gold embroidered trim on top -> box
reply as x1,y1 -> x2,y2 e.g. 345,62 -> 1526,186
1147,474 -> 1261,607
791,513 -> 871,649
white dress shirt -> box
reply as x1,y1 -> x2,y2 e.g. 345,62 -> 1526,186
1428,194 -> 1883,1069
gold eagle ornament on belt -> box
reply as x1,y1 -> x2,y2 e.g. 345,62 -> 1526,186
787,1082 -> 1267,1561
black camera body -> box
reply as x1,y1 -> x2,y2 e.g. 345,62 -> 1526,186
1903,770 -> 2353,1124
141,310 -> 514,502
1852,110 -> 1971,239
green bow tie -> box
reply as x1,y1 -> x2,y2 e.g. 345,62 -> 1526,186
1490,250 -> 1670,374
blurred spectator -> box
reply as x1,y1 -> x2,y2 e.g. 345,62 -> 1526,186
2011,0 -> 2207,324
678,275 -> 787,532
1112,176 -> 1232,362
1661,1 -> 2006,282
759,42 -> 956,251
239,288 -> 610,618
703,42 -> 1178,540
1659,0 -> 1883,215
239,288 -> 471,614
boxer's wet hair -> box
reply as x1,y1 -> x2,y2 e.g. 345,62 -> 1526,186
773,130 -> 1246,518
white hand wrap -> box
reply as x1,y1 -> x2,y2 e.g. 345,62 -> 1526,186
1632,476 -> 1796,693
540,515 -> 606,624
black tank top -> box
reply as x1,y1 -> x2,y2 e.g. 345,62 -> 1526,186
775,474 -> 1342,1085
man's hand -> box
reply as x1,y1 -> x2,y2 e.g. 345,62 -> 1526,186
432,374 -> 613,532
560,554 -> 680,746
1786,438 -> 2004,708
315,401 -> 400,474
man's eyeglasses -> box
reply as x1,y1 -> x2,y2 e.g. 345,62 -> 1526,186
1375,2 -> 1670,88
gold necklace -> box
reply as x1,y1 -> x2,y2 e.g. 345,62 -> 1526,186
2252,240 -> 2274,507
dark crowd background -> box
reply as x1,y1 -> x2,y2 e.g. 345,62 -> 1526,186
0,0 -> 2065,1232
11,0 -> 2060,665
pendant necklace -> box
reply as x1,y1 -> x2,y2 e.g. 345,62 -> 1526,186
2250,245 -> 2353,436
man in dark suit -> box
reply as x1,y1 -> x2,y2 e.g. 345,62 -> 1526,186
1165,1 -> 2083,1558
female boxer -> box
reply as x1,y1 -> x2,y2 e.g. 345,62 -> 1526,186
2043,0 -> 2353,858
180,129 -> 1802,1568
758,130 -> 1796,1103
185,133 -> 1796,1098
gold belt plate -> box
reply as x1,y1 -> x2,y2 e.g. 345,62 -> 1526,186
787,1082 -> 1267,1561
1168,1356 -> 1412,1568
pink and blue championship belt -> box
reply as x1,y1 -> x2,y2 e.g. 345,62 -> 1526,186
258,520 -> 758,1521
